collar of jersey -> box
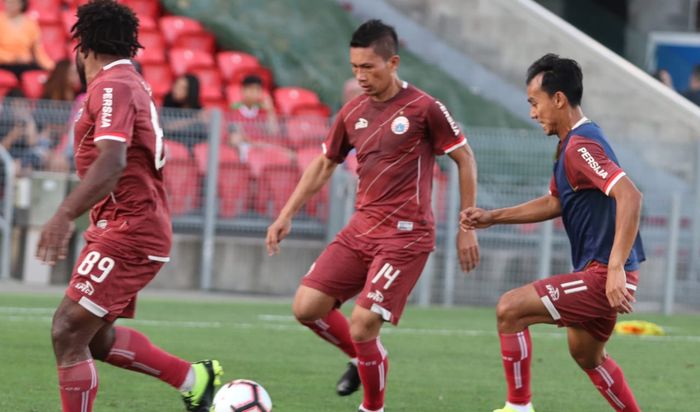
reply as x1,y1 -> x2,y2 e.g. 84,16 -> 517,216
571,116 -> 590,131
102,59 -> 133,71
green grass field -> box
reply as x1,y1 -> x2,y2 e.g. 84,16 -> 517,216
1,292 -> 698,411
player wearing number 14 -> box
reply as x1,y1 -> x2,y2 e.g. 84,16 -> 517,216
37,2 -> 221,412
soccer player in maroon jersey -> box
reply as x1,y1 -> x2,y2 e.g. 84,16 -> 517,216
266,20 -> 480,412
36,2 -> 222,411
461,54 -> 645,412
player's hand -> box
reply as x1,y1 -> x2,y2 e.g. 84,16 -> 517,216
457,229 -> 480,273
606,266 -> 635,314
266,217 -> 292,256
36,210 -> 75,265
459,207 -> 494,231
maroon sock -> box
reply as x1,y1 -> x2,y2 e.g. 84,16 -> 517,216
353,337 -> 388,411
58,358 -> 98,412
584,357 -> 640,411
104,326 -> 191,388
300,309 -> 357,358
499,329 -> 532,405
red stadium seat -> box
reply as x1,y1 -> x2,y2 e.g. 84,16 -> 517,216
217,162 -> 252,218
291,103 -> 331,117
345,151 -> 358,175
40,22 -> 69,62
159,15 -> 204,45
141,62 -> 173,101
216,51 -> 259,83
168,48 -> 215,77
138,15 -> 157,31
61,9 -> 77,35
20,70 -> 49,99
118,0 -> 161,19
224,84 -> 273,107
255,164 -> 300,216
190,66 -> 223,101
246,144 -> 295,177
0,69 -> 19,97
28,0 -> 62,24
273,87 -> 320,116
173,32 -> 216,55
134,30 -> 166,64
163,157 -> 201,216
296,147 -> 327,220
285,115 -> 329,149
165,139 -> 190,161
192,141 -> 239,175
202,98 -> 227,111
228,65 -> 273,91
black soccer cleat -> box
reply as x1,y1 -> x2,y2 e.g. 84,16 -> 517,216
336,362 -> 361,396
180,359 -> 224,412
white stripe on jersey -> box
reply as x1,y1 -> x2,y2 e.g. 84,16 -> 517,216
357,94 -> 426,154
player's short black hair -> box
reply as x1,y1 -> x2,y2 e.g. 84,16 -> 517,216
242,74 -> 263,87
692,65 -> 700,80
526,53 -> 583,107
71,0 -> 142,58
350,19 -> 398,60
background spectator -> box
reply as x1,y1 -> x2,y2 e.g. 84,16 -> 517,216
41,59 -> 82,102
162,73 -> 207,144
163,73 -> 202,109
681,65 -> 700,106
652,68 -> 674,89
0,0 -> 55,80
229,74 -> 279,139
0,88 -> 41,174
342,77 -> 363,104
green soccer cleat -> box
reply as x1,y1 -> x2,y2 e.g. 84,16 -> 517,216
180,360 -> 224,412
493,404 -> 536,412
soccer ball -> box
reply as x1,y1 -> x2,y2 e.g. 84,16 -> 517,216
212,379 -> 273,412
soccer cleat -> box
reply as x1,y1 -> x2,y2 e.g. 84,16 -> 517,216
493,403 -> 536,412
180,359 -> 223,412
336,362 -> 361,396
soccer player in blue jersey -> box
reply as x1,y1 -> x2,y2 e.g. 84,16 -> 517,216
461,54 -> 645,412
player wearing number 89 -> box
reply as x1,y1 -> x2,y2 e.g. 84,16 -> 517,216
266,20 -> 480,412
37,2 -> 222,411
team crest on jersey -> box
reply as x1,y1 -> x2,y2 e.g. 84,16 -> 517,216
355,118 -> 368,130
391,116 -> 409,135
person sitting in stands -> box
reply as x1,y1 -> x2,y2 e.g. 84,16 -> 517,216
0,0 -> 55,80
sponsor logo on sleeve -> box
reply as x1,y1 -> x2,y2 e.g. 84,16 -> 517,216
391,116 -> 410,135
74,280 -> 95,296
367,290 -> 384,303
355,118 -> 368,130
577,147 -> 608,179
435,100 -> 460,136
101,87 -> 114,128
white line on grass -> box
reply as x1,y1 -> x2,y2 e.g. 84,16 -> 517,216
2,307 -> 700,342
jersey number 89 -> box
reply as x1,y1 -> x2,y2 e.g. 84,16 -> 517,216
77,251 -> 116,283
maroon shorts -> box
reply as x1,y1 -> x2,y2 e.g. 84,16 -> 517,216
533,261 -> 639,342
301,239 -> 430,325
65,242 -> 167,322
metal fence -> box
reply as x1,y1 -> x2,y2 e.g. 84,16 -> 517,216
2,98 -> 699,313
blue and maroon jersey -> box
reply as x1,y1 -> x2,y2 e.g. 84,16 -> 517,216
549,118 -> 645,271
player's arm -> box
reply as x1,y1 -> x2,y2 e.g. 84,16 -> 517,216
606,176 -> 642,314
36,140 -> 126,264
461,194 -> 562,230
449,144 -> 480,272
266,154 -> 338,255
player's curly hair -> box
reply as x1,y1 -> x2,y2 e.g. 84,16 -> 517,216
71,0 -> 142,58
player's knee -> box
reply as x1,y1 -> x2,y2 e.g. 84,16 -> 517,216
51,312 -> 82,352
496,291 -> 522,331
292,299 -> 324,323
569,347 -> 605,369
349,313 -> 382,342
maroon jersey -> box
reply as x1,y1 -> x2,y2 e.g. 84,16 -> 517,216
73,59 -> 170,259
323,82 -> 467,251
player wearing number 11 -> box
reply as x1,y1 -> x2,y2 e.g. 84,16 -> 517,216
36,2 -> 221,412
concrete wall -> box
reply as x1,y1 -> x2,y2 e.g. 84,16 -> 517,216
386,0 -> 700,180
134,234 -> 322,294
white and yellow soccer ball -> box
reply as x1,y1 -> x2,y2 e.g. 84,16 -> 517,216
212,379 -> 273,412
